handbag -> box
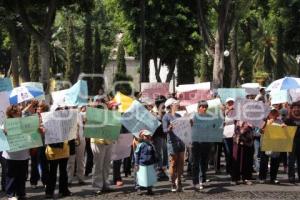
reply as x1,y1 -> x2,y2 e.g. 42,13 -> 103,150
45,142 -> 70,160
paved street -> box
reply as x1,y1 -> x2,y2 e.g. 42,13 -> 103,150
1,164 -> 300,200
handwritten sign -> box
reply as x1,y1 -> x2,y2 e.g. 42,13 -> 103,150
42,109 -> 78,144
111,134 -> 133,160
0,91 -> 10,126
234,98 -> 270,128
141,82 -> 169,100
84,107 -> 121,141
5,115 -> 42,152
261,125 -> 297,152
177,90 -> 212,106
0,78 -> 13,92
172,117 -> 192,145
217,88 -> 246,103
191,114 -> 223,142
0,130 -> 10,151
120,100 -> 161,134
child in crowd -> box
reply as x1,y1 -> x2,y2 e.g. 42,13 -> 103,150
135,130 -> 157,195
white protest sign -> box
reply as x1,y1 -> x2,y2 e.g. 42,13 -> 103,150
42,109 -> 78,144
171,117 -> 192,145
111,134 -> 133,160
176,82 -> 211,93
0,91 -> 10,126
234,98 -> 270,128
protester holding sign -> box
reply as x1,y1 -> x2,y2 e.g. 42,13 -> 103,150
259,109 -> 285,184
67,106 -> 87,185
191,101 -> 212,190
44,106 -> 72,199
3,105 -> 30,200
91,101 -> 118,195
162,98 -> 185,192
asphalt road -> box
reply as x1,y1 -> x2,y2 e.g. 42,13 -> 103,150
1,164 -> 300,200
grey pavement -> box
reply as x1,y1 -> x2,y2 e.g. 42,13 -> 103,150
1,165 -> 300,200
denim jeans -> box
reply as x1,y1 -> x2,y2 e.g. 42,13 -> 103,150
191,142 -> 211,184
0,152 -> 6,191
253,138 -> 261,172
223,138 -> 233,174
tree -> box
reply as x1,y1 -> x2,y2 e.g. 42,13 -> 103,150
92,26 -> 104,94
177,54 -> 195,85
64,15 -> 77,84
29,36 -> 39,82
116,40 -> 126,74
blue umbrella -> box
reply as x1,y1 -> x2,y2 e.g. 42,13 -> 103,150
9,86 -> 44,105
266,77 -> 300,91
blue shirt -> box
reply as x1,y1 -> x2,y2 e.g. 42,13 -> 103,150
162,113 -> 185,155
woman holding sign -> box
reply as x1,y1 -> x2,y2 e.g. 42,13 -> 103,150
3,105 -> 30,200
162,98 -> 185,192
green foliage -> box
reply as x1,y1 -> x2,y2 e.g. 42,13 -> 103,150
116,41 -> 126,74
29,36 -> 39,82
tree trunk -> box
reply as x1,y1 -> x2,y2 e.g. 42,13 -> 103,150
39,38 -> 51,93
212,0 -> 232,88
213,32 -> 225,88
166,59 -> 176,83
153,57 -> 162,82
275,23 -> 284,80
11,43 -> 19,87
230,25 -> 238,87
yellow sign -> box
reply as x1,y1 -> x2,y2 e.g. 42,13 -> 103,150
261,125 -> 297,152
113,92 -> 134,113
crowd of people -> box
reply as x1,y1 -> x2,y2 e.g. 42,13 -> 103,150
1,87 -> 300,200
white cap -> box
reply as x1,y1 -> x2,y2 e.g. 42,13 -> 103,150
225,98 -> 235,104
140,129 -> 153,136
165,98 -> 179,107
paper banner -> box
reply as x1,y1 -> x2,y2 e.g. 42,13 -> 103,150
65,80 -> 88,106
0,91 -> 10,126
233,98 -> 270,128
270,90 -> 290,105
5,115 -> 42,152
261,125 -> 297,152
176,82 -> 211,93
217,88 -> 246,103
177,90 -> 212,106
42,109 -> 78,144
84,107 -> 121,141
191,113 -> 223,142
141,82 -> 169,100
111,133 -> 133,160
51,89 -> 68,108
120,100 -> 161,134
113,92 -> 134,113
0,130 -> 10,151
172,117 -> 192,145
0,78 -> 13,92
